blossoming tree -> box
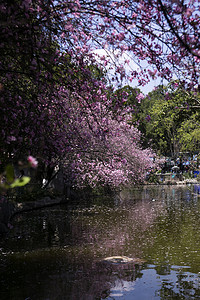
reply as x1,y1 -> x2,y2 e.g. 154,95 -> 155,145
1,0 -> 198,188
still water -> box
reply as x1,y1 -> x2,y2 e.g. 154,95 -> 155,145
0,185 -> 200,299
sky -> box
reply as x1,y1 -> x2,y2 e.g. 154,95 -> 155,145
92,48 -> 168,95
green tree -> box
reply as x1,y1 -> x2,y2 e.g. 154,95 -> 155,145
128,83 -> 200,157
177,112 -> 200,153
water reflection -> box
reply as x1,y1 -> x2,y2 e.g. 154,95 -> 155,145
107,266 -> 200,300
0,185 -> 200,299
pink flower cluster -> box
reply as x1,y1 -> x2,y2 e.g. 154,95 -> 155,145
27,156 -> 38,169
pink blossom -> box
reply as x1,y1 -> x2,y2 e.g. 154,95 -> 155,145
7,136 -> 16,142
27,156 -> 38,168
136,93 -> 144,103
117,33 -> 125,41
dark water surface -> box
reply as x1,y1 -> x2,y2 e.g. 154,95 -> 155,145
0,185 -> 200,299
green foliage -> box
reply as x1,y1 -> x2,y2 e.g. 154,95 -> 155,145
10,177 -> 31,188
115,85 -> 141,106
88,64 -> 107,82
0,164 -> 31,191
177,112 -> 200,152
134,83 -> 200,156
114,82 -> 200,157
5,164 -> 15,184
147,173 -> 160,184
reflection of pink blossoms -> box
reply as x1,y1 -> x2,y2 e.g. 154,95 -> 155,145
27,156 -> 38,168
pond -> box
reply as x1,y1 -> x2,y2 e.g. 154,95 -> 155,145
0,185 -> 200,299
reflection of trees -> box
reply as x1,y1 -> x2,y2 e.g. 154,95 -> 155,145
1,185 -> 200,299
157,271 -> 200,300
65,261 -> 143,300
155,264 -> 171,275
0,197 -> 155,299
0,253 -> 144,300
3,196 -> 160,255
137,185 -> 200,273
68,199 -> 163,260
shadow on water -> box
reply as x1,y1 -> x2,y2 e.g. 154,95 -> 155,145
0,185 -> 200,299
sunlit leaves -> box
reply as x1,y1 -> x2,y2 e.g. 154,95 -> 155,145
132,83 -> 200,156
0,164 -> 31,190
10,177 -> 31,188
